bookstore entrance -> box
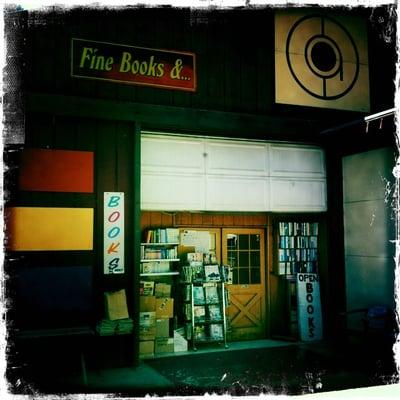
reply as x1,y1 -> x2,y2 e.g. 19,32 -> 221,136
222,228 -> 266,341
139,223 -> 269,355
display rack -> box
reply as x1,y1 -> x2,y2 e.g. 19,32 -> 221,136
181,281 -> 228,351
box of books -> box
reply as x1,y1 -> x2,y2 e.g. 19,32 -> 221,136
155,337 -> 174,353
139,311 -> 156,340
156,318 -> 170,338
155,297 -> 174,318
140,296 -> 156,312
154,283 -> 171,298
139,340 -> 154,356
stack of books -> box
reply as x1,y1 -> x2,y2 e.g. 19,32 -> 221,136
96,318 -> 134,336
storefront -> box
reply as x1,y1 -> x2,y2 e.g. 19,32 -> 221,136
4,4 -> 397,386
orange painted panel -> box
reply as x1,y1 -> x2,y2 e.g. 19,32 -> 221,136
19,148 -> 94,193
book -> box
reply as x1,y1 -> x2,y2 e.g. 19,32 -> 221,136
208,304 -> 222,321
194,326 -> 206,340
182,284 -> 191,302
204,285 -> 219,304
193,305 -> 206,322
209,324 -> 223,340
193,286 -> 205,304
204,264 -> 220,282
140,280 -> 154,296
183,304 -> 192,320
187,252 -> 203,263
166,228 -> 180,243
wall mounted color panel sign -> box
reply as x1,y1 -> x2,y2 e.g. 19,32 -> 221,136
104,192 -> 125,274
275,10 -> 370,111
296,273 -> 323,341
71,38 -> 196,92
19,148 -> 94,193
6,207 -> 94,251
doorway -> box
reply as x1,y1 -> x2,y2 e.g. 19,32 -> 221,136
222,228 -> 266,340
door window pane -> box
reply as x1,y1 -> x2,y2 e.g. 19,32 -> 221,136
239,235 -> 249,250
239,252 -> 249,267
227,234 -> 238,249
250,234 -> 260,249
239,268 -> 250,284
250,268 -> 261,284
227,251 -> 237,268
250,251 -> 260,266
232,268 -> 238,284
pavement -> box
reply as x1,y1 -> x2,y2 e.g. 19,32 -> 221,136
6,337 -> 400,398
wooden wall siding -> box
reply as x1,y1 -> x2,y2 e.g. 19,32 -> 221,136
141,211 -> 269,229
24,8 -> 279,116
8,113 -> 138,324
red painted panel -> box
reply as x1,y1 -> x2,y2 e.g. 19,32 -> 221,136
19,148 -> 94,193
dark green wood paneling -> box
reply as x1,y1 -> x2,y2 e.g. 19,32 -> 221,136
8,112 -> 139,364
22,6 -> 395,137
27,93 -> 322,142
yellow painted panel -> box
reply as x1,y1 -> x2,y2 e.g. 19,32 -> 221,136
6,207 -> 93,251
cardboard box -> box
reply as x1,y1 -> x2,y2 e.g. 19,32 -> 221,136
140,296 -> 156,312
155,337 -> 174,353
155,283 -> 171,298
139,311 -> 156,340
139,311 -> 156,327
156,297 -> 174,319
104,289 -> 129,321
139,340 -> 154,355
174,329 -> 188,352
156,318 -> 170,338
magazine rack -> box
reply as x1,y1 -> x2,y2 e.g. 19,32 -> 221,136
183,281 -> 228,350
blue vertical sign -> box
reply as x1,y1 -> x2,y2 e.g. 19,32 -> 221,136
296,273 -> 323,341
104,192 -> 124,274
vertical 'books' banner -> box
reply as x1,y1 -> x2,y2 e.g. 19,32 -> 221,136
104,192 -> 124,274
296,273 -> 323,341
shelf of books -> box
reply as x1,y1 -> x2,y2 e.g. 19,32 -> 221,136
139,228 -> 180,358
276,222 -> 319,278
179,252 -> 229,351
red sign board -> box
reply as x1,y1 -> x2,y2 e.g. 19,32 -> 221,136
71,38 -> 196,91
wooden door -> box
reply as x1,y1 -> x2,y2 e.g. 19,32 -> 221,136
222,228 -> 266,341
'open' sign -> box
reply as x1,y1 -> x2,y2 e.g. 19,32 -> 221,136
296,273 -> 323,341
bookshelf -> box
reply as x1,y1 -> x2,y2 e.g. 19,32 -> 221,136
275,221 -> 319,340
139,228 -> 180,357
276,222 -> 319,277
